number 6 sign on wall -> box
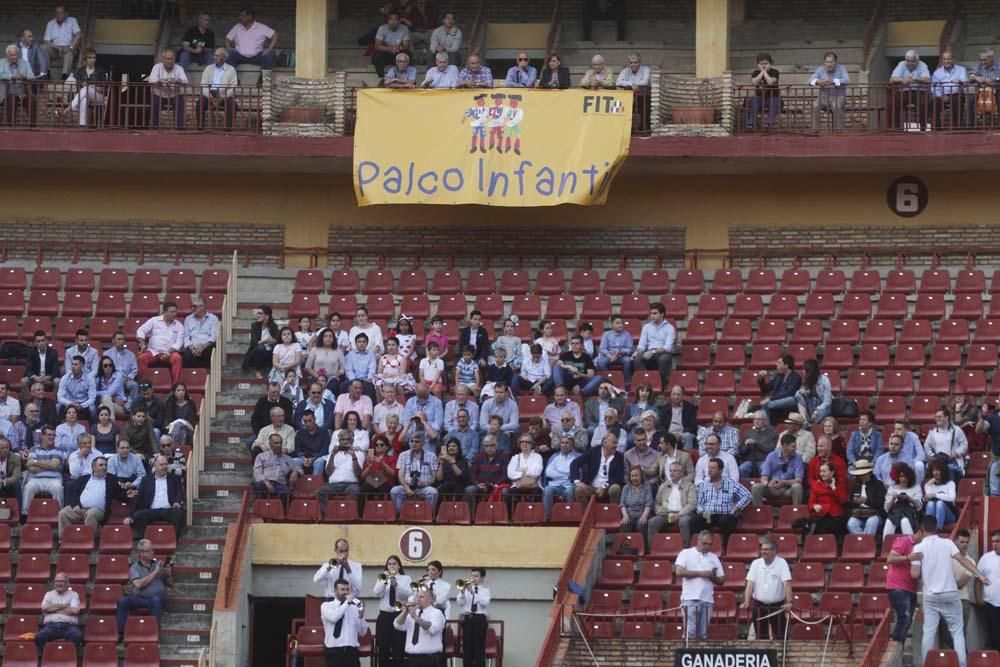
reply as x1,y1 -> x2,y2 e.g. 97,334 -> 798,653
399,527 -> 434,562
887,176 -> 928,218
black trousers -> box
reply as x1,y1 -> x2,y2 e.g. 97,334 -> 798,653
686,513 -> 739,546
324,645 -> 359,667
403,654 -> 440,667
751,600 -> 786,639
376,610 -> 406,667
131,507 -> 185,539
462,614 -> 488,667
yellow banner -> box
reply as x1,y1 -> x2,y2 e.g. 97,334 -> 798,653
353,89 -> 633,206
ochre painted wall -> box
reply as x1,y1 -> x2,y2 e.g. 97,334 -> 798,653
0,168 -> 991,266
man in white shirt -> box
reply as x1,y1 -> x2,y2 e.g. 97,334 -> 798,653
136,301 -> 184,384
457,568 -> 490,667
923,409 -> 968,482
34,572 -> 82,651
975,530 -> 1000,650
43,5 -> 80,78
911,516 -> 989,667
0,381 -> 19,423
675,530 -> 724,639
428,12 -> 462,67
320,579 -> 368,663
741,539 -> 792,639
317,430 -> 364,505
615,52 -> 650,88
394,588 -> 445,664
67,433 -> 99,479
181,295 -> 220,367
374,384 -> 404,434
148,50 -> 189,128
314,538 -> 363,598
198,48 -> 238,130
694,434 -> 739,484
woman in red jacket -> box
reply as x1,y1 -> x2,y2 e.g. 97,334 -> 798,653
811,461 -> 849,535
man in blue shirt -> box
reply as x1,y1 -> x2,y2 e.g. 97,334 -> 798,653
889,50 -> 931,129
810,51 -> 851,130
422,52 -> 458,89
751,433 -> 804,505
931,51 -> 967,129
57,355 -> 96,421
504,52 -> 536,87
22,426 -> 65,514
383,52 -> 417,88
632,303 -> 675,388
402,382 -> 444,453
104,331 -> 139,401
181,297 -> 219,369
542,434 -> 579,520
344,333 -> 377,402
968,49 -> 1000,125
595,314 -> 634,385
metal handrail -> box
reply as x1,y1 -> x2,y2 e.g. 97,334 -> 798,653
862,0 -> 889,68
545,0 -> 562,58
939,0 -> 965,53
467,0 -> 489,56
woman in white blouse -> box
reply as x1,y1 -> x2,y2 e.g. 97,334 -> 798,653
507,433 -> 544,496
923,457 -> 958,530
55,405 -> 87,454
884,461 -> 923,537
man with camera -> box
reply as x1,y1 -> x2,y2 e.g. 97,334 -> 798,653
314,538 -> 363,598
116,538 -> 174,639
316,431 -> 363,511
390,431 -> 439,516
321,578 -> 369,667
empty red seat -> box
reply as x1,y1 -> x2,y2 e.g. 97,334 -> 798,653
827,319 -> 860,344
600,269 -> 633,295
899,318 -> 933,344
596,559 -> 634,589
798,292 -> 833,319
974,319 -> 1000,344
725,533 -> 760,562
143,525 -> 177,555
858,593 -> 890,622
635,560 -> 672,589
952,294 -> 984,320
866,563 -> 889,590
885,269 -> 916,294
914,293 -> 946,319
287,499 -> 321,522
719,318 -> 752,344
252,498 -> 285,522
292,269 -> 325,295
0,289 -> 24,317
697,397 -> 730,422
512,501 -> 545,525
124,616 -> 159,643
937,318 -> 970,344
27,290 -> 58,316
712,345 -> 744,370
550,502 -> 584,525
15,554 -> 51,582
910,396 -> 942,423
802,534 -> 838,561
59,291 -> 94,317
881,370 -> 914,396
968,652 -> 1000,667
845,369 -> 877,395
775,505 -> 810,532
534,269 -> 565,295
19,523 -> 54,552
745,268 -> 777,294
99,524 -> 135,554
474,501 -> 509,525
955,269 -> 985,294
55,553 -> 90,582
674,269 -> 705,295
94,555 -> 130,583
666,370 -> 698,395
325,268 -> 359,295
586,589 -> 624,616
967,344 -> 998,370
462,269 -> 496,295
927,344 -> 961,369
779,268 -> 810,294
11,583 -> 46,613
841,534 -> 876,562
510,295 -> 541,320
857,344 -> 890,369
2,641 -> 38,667
791,562 -> 826,592
288,294 -> 319,320
849,269 -> 881,294
364,295 -> 395,321
436,500 -> 472,525
838,293 -> 871,319
398,294 -> 430,320
893,344 -> 927,370
499,269 -> 530,295
363,269 -> 394,294
131,268 -> 163,294
89,585 -> 123,614
545,295 -> 576,320
920,268 -> 951,294
397,269 -> 428,295
684,318 -> 716,344
955,370 -> 986,395
580,294 -> 611,321
95,292 -> 126,318
876,293 -> 908,319
957,478 -> 984,503
702,370 -> 735,395
399,500 -> 434,524
27,498 -> 59,526
616,293 -> 648,319
695,294 -> 727,319
4,616 -> 37,641
84,616 -> 118,644
719,561 -> 747,590
677,344 -> 711,370
62,267 -> 94,292
98,268 -> 129,292
765,295 -> 798,319
818,590 -> 854,618
649,533 -> 685,560
710,269 -> 744,295
637,269 -> 669,294
756,318 -> 787,343
731,294 -> 762,320
621,620 -> 656,638
790,319 -> 822,344
469,293 -> 501,320
815,269 -> 846,294
748,344 -> 781,369
162,268 -> 195,294
738,505 -> 774,532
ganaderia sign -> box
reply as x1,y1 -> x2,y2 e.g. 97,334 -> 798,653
676,649 -> 779,667
353,89 -> 633,206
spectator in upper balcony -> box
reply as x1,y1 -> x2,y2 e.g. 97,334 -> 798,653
198,48 -> 238,129
457,53 -> 493,88
429,12 -> 462,67
747,52 -> 780,129
180,13 -> 215,72
889,49 -> 931,129
423,51 -> 459,88
372,11 -> 411,79
581,54 -> 614,89
582,0 -> 625,42
810,51 -> 850,130
931,50 -> 967,129
148,49 -> 188,129
399,0 -> 436,51
226,6 -> 277,71
968,49 -> 1000,125
538,52 -> 570,89
69,49 -> 108,127
383,52 -> 417,88
505,52 -> 537,88
616,52 -> 650,89
13,28 -> 48,79
0,45 -> 35,124
43,6 -> 80,79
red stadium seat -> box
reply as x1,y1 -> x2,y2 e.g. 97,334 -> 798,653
470,293 -> 502,320
697,397 -> 730,422
684,318 -> 716,344
429,268 -> 461,295
720,561 -> 746,590
363,269 -> 394,294
846,368 -> 878,395
2,641 -> 38,667
397,269 -> 428,295
955,370 -> 986,395
621,620 -> 656,638
957,478 -> 984,503
0,289 -> 25,316
638,269 -> 670,295
399,500 -> 434,524
738,505 -> 774,533
580,294 -> 611,320
131,268 -> 163,294
89,585 -> 123,614
99,525 -> 134,554
791,562 -> 826,592
499,269 -> 530,295
398,294 -> 430,320
143,525 -> 177,555
287,499 -> 321,523
952,294 -> 984,320
719,318 -> 752,344
821,322 -> 857,348
19,523 -> 54,552
955,270 -> 986,294
608,532 -> 645,559
857,344 -> 889,369
252,498 -> 285,522
967,344 -> 998,370
819,591 -> 854,619
583,621 -> 615,640
862,319 -> 895,344
779,268 -> 810,294
876,395 -> 907,422
702,370 -> 735,396
586,589 -> 623,615
725,534 -> 760,562
4,615 -> 37,641
775,505 -> 810,532
436,500 -> 472,525
928,344 -> 962,369
894,344 -> 927,370
27,498 -> 59,526
635,560 -> 672,590
512,501 -> 545,525
29,267 -> 61,292
695,294 -> 728,319
84,616 -> 118,644
27,290 -> 58,316
802,292 -> 834,319
838,293 -> 871,319
63,267 -> 95,292
0,316 -> 19,343
815,269 -> 846,294
885,269 -> 915,294
42,641 -> 78,667
596,560 -> 634,589
882,369 -> 914,395
465,269 -> 497,295
517,395 -> 546,421
899,319 -> 932,344
910,396 -> 941,424
968,652 -> 1000,667
711,269 -> 744,295
550,502 -> 584,525
430,293 -> 463,320
914,293 -> 946,319
59,290 -> 94,317
124,616 -> 160,643
733,294 -> 763,320
0,525 -> 8,553
841,534 -> 876,562
974,319 -> 1000,343
674,269 -> 705,295
924,652 -> 961,667
755,318 -> 786,343
291,269 -> 325,295
875,293 -> 908,319
649,534 -> 685,560
920,268 -> 951,294
163,268 -> 196,294
288,294 -> 319,320
745,268 -> 777,294
866,562 -> 889,590
802,534 -> 838,561
95,292 -> 126,318
53,316 -> 86,343
662,623 -> 686,640
660,295 -> 688,321
544,295 -> 576,320
319,499 -> 357,524
55,553 -> 90,583
712,591 -> 738,620
94,555 -> 130,583
765,295 -> 798,319
603,269 -> 634,295
98,268 -> 129,292
510,295 -> 541,320
747,344 -> 780,369
11,583 -> 45,613
364,295 -> 395,321
15,554 -> 50,582
677,345 -> 711,370
790,319 -> 822,344
594,503 -> 621,530
858,593 -> 890,622
828,563 -> 865,591
534,269 -> 565,295
937,318 -> 971,344
474,501 -> 509,525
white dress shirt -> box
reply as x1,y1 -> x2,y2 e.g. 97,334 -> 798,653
393,605 -> 446,655
506,451 -> 543,481
676,547 -> 723,603
320,598 -> 368,648
374,573 -> 413,612
314,559 -> 363,598
456,584 -> 491,617
151,475 -> 171,509
977,551 -> 1000,606
746,556 -> 791,604
693,451 -> 739,485
427,578 -> 451,618
137,315 -> 184,355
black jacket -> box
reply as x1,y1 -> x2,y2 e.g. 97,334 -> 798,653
65,473 -> 126,517
657,400 -> 698,436
130,473 -> 185,516
24,347 -> 59,383
251,395 -> 294,435
570,446 -> 625,487
458,326 -> 490,364
74,64 -> 109,83
539,66 -> 571,89
851,477 -> 886,518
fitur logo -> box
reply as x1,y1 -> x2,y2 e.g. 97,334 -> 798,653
583,95 -> 626,113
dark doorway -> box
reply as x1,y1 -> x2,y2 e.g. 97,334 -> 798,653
250,597 -> 305,667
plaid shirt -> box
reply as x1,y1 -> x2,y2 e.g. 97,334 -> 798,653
695,477 -> 751,515
697,425 -> 740,457
469,452 -> 510,486
458,66 -> 493,86
973,61 -> 1000,82
396,449 -> 438,487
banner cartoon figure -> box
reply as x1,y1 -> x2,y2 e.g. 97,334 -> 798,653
354,89 -> 633,206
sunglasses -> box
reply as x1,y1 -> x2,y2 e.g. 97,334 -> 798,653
518,57 -> 528,61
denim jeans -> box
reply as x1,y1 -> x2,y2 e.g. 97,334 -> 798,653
991,459 -> 1000,496
552,365 -> 602,396
888,589 -> 916,642
682,600 -> 713,639
925,500 -> 956,530
542,481 -> 574,519
922,591 -> 966,667
739,460 -> 762,478
847,515 -> 881,536
595,355 -> 634,384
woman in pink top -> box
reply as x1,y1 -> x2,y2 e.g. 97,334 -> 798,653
886,529 -> 921,644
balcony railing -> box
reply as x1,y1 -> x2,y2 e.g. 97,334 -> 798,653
734,83 -> 1000,134
0,80 -> 262,134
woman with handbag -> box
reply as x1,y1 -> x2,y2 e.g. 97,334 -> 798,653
847,459 -> 885,536
796,359 -> 832,428
883,462 -> 922,537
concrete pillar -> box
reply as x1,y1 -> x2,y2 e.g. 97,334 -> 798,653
295,0 -> 328,79
696,0 -> 729,79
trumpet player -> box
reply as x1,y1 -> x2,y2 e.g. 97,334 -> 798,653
457,568 -> 491,667
315,538 -> 363,598
425,560 -> 451,619
393,588 -> 445,666
320,579 -> 370,667
373,555 -> 411,667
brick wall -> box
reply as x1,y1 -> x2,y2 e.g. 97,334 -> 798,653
327,224 -> 687,271
553,638 -> 869,667
729,225 -> 997,269
0,219 -> 284,266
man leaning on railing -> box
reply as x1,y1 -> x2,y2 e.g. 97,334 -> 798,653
889,50 -> 931,130
199,48 -> 238,130
148,48 -> 188,129
931,51 -> 968,130
968,49 -> 1000,127
0,45 -> 36,126
810,51 -> 850,131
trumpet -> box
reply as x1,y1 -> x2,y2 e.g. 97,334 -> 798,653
378,572 -> 397,584
392,601 -> 417,612
348,597 -> 364,608
455,578 -> 468,592
410,575 -> 430,593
